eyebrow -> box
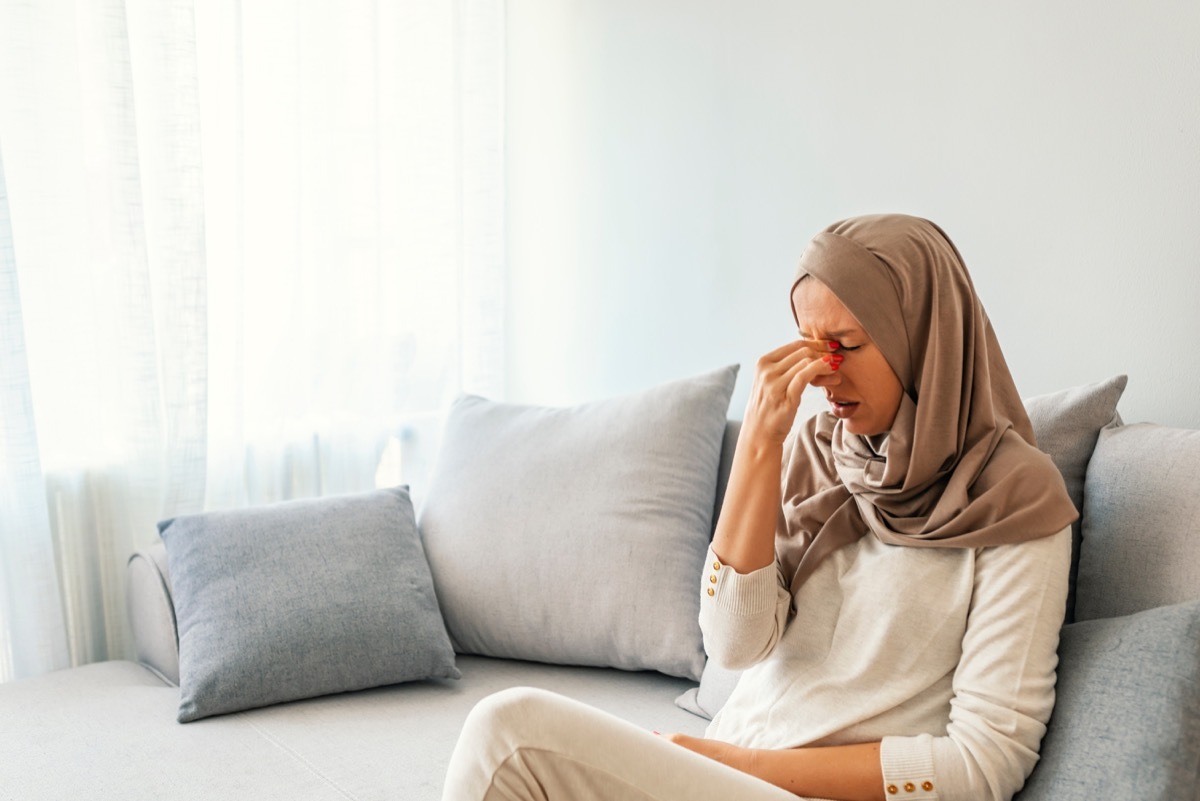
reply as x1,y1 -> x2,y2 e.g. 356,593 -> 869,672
797,328 -> 861,338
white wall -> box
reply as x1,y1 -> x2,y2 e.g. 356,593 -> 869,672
506,0 -> 1200,428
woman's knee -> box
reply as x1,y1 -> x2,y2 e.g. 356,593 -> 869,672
463,686 -> 567,745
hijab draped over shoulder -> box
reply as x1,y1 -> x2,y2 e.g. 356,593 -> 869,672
778,214 -> 1077,595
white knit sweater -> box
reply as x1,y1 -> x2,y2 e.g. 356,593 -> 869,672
699,525 -> 1071,801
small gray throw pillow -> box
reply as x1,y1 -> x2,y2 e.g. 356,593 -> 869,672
1015,599 -> 1200,800
160,487 -> 459,722
1074,423 -> 1200,622
418,365 -> 738,681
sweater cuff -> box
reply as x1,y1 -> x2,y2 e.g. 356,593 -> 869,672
880,734 -> 938,800
701,546 -> 777,617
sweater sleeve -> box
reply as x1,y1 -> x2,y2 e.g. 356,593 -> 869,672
879,526 -> 1071,801
697,545 -> 792,671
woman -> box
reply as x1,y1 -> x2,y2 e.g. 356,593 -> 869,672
441,214 -> 1077,801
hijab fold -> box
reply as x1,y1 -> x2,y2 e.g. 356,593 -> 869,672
778,214 -> 1077,595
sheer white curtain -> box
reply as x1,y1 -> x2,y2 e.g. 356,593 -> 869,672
0,0 -> 504,682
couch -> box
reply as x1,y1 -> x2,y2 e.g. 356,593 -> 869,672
1,369 -> 1197,801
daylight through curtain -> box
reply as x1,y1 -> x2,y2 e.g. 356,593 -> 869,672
0,0 -> 504,681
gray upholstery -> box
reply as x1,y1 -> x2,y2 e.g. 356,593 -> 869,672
122,417 -> 750,686
1074,424 -> 1200,621
1023,375 -> 1127,623
126,545 -> 179,685
5,383 -> 1200,799
0,656 -> 706,800
1016,599 -> 1200,800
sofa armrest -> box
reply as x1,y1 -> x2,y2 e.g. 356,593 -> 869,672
126,543 -> 180,686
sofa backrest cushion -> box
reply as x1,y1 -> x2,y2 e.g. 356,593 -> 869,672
711,420 -> 742,536
1074,423 -> 1200,622
1022,374 -> 1127,622
419,365 -> 738,682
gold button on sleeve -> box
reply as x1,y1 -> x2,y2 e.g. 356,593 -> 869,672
886,785 -> 898,795
922,781 -> 933,791
706,587 -> 715,597
709,574 -> 717,584
903,783 -> 915,793
712,560 -> 721,570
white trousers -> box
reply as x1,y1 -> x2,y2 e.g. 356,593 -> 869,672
440,687 -> 804,801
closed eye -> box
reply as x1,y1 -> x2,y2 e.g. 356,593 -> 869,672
798,330 -> 864,351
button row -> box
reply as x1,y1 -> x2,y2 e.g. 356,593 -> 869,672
885,780 -> 934,794
706,560 -> 721,597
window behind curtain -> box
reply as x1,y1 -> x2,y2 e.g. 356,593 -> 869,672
0,0 -> 504,681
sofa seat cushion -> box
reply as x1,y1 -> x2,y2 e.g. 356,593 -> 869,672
0,656 -> 707,801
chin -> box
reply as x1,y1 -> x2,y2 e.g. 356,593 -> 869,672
844,420 -> 883,437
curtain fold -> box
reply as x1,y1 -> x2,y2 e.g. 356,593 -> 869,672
0,0 -> 504,682
0,147 -> 71,680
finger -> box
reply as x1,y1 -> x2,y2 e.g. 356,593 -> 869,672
787,353 -> 838,397
759,337 -> 835,365
757,342 -> 828,385
777,343 -> 843,383
781,351 -> 837,397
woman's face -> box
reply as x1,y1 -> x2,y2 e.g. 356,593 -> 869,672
792,278 -> 904,437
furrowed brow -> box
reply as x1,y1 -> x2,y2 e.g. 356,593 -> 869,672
797,328 -> 861,339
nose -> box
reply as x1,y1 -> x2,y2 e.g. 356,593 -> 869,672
810,372 -> 842,388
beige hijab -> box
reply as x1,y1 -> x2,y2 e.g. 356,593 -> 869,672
778,214 -> 1077,594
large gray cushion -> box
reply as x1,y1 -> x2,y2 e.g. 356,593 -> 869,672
160,487 -> 459,722
1023,374 -> 1127,622
418,365 -> 738,681
1074,423 -> 1200,622
1015,599 -> 1200,800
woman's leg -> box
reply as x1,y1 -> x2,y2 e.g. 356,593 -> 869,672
441,687 -> 800,801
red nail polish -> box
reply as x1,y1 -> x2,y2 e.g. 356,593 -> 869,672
822,354 -> 832,363
830,362 -> 841,371
828,340 -> 841,351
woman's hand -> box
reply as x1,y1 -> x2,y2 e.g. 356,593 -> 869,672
707,338 -> 840,574
743,339 -> 840,446
661,734 -> 887,801
660,733 -> 750,773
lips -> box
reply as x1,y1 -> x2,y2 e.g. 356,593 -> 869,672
827,397 -> 859,418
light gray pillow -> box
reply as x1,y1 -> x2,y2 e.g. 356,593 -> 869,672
674,661 -> 741,719
160,487 -> 459,723
1015,599 -> 1200,800
1023,375 -> 1127,623
418,365 -> 738,681
1074,423 -> 1200,622
678,375 -> 1129,720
